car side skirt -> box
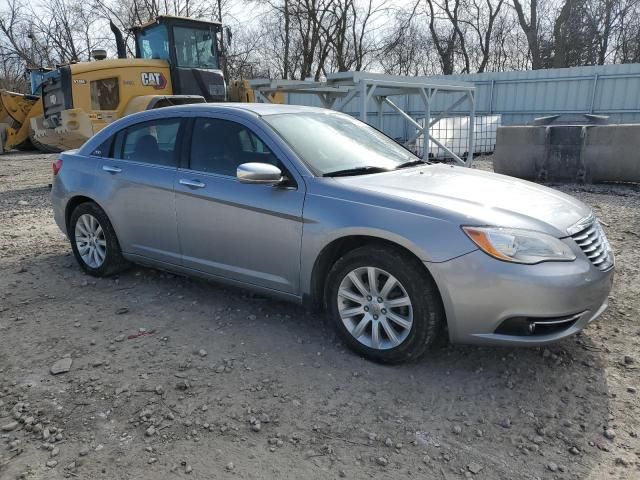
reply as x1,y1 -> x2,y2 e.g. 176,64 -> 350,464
124,253 -> 304,305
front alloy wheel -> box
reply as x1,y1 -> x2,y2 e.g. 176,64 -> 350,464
326,246 -> 444,363
337,267 -> 413,350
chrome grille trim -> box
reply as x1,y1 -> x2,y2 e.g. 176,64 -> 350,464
567,213 -> 595,235
569,215 -> 614,271
532,312 -> 583,326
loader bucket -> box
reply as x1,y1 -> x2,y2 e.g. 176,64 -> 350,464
30,108 -> 94,152
0,90 -> 38,128
0,90 -> 40,152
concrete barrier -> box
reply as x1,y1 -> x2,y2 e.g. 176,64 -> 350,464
494,124 -> 640,183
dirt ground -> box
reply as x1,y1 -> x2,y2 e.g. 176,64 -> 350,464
0,152 -> 639,480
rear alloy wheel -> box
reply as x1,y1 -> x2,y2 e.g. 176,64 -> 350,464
69,202 -> 128,277
327,246 -> 444,363
75,213 -> 107,269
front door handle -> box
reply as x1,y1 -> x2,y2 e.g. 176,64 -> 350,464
103,165 -> 122,174
179,178 -> 206,189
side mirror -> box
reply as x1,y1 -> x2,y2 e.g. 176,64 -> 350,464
237,163 -> 283,185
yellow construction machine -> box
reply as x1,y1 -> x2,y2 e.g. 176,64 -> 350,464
0,89 -> 42,153
0,16 -> 281,154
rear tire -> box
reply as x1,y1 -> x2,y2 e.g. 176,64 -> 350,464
69,202 -> 128,277
326,246 -> 444,364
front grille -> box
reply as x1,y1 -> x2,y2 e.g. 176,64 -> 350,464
570,216 -> 613,271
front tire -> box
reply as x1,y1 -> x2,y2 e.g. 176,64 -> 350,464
29,127 -> 63,153
326,246 -> 444,364
69,202 -> 128,277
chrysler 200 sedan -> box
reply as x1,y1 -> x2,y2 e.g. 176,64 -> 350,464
51,103 -> 614,363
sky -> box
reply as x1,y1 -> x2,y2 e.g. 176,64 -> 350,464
220,0 -> 395,31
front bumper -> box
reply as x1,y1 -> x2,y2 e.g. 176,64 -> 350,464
427,247 -> 614,346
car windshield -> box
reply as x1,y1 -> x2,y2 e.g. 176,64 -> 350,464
262,112 -> 418,176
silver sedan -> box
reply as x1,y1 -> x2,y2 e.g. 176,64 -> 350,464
50,104 -> 614,363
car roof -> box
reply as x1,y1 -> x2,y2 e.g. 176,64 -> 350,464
77,103 -> 337,156
158,102 -> 332,117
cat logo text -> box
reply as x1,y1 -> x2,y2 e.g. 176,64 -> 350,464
140,72 -> 167,90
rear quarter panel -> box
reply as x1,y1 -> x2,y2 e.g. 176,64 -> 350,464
51,151 -> 102,237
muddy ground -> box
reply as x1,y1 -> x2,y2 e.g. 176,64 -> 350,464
0,152 -> 639,480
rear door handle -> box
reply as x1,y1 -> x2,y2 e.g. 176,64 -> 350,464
179,178 -> 206,189
102,165 -> 122,174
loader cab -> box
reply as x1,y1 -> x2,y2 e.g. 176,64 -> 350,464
133,16 -> 226,101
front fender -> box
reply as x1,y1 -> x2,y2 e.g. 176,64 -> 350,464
299,190 -> 477,298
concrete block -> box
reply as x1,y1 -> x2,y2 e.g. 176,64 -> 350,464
494,124 -> 640,183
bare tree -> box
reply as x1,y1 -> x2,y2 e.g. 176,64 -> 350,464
511,0 -> 543,69
4,0 -> 640,93
0,0 -> 50,67
380,2 -> 427,75
462,0 -> 505,72
425,0 -> 459,74
322,0 -> 386,73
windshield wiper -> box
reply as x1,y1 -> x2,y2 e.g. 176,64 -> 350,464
323,166 -> 390,177
395,159 -> 429,169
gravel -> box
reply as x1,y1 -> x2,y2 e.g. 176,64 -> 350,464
1,421 -> 19,432
0,153 -> 639,479
49,357 -> 72,375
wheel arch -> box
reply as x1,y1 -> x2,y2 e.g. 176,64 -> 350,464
65,195 -> 113,234
64,194 -> 130,276
307,234 -> 442,312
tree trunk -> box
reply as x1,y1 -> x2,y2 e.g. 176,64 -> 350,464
512,0 -> 542,69
552,0 -> 572,68
283,0 -> 290,79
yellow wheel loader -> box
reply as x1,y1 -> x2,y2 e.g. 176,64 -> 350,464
0,89 -> 43,153
0,16 -> 277,154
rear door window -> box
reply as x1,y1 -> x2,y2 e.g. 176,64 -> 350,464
111,118 -> 182,167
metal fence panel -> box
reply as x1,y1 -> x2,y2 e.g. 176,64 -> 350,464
440,63 -> 640,124
284,63 -> 640,147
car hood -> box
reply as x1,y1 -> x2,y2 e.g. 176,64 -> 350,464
334,164 -> 591,237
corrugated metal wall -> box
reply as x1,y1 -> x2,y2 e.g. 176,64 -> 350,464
284,63 -> 640,141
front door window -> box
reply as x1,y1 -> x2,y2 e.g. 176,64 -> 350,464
189,118 -> 280,176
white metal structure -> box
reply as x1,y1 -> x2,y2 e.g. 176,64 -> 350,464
250,71 -> 476,166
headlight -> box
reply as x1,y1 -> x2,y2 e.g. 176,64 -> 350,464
462,226 -> 576,264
